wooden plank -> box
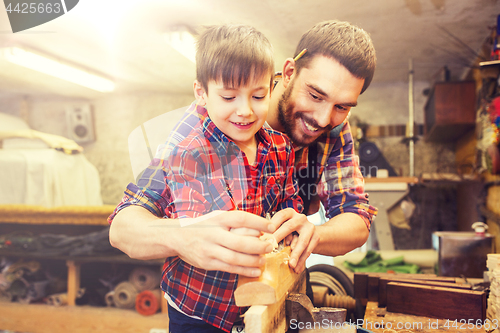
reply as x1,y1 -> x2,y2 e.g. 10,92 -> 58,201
378,277 -> 471,308
367,274 -> 383,301
243,270 -> 306,333
235,246 -> 299,306
364,273 -> 455,302
386,282 -> 486,321
0,205 -> 115,225
365,177 -> 419,184
0,302 -> 169,333
363,301 -> 488,333
354,273 -> 368,300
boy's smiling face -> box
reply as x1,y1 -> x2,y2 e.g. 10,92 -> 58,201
195,75 -> 271,151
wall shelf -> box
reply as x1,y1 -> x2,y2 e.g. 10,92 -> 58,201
424,81 -> 476,142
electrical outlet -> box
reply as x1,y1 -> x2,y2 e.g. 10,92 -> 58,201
149,329 -> 168,333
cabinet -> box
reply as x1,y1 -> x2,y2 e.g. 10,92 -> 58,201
0,205 -> 170,333
424,81 -> 476,142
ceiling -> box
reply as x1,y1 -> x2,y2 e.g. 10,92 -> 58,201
0,0 -> 498,99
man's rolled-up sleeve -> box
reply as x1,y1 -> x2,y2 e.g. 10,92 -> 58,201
107,157 -> 171,224
318,124 -> 377,229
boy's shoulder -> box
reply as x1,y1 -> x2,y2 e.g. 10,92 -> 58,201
260,125 -> 292,149
172,125 -> 210,155
168,103 -> 211,153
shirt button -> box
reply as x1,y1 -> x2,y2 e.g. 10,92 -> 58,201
246,194 -> 252,200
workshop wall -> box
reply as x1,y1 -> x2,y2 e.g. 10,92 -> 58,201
0,93 -> 194,205
355,80 -> 456,177
0,80 -> 459,206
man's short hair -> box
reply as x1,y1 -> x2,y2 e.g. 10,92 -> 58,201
196,24 -> 274,93
293,20 -> 376,94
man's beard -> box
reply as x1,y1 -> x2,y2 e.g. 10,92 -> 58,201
277,80 -> 331,146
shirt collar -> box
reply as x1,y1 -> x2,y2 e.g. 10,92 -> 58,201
193,103 -> 272,155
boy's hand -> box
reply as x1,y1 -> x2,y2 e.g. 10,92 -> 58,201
174,210 -> 276,277
270,208 -> 319,273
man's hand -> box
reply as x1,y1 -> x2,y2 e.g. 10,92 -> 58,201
270,208 -> 319,273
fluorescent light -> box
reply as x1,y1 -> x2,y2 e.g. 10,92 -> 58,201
0,47 -> 115,93
164,27 -> 196,63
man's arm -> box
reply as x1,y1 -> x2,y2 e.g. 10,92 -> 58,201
314,212 -> 369,256
109,205 -> 275,277
271,122 -> 376,272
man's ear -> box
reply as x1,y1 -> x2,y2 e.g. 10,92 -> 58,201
281,58 -> 296,89
193,80 -> 207,106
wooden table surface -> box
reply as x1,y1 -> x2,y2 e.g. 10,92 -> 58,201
363,302 -> 496,333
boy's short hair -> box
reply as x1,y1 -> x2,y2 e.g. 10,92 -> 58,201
196,24 -> 274,92
293,20 -> 376,94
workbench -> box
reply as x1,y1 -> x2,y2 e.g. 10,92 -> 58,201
363,302 -> 493,333
0,204 -> 170,333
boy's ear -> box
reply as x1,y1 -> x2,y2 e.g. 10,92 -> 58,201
193,80 -> 207,106
281,58 -> 296,89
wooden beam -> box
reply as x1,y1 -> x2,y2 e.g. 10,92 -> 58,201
243,270 -> 306,333
386,282 -> 486,321
378,277 -> 471,308
0,204 -> 115,225
235,246 -> 299,306
355,272 -> 456,302
353,273 -> 369,300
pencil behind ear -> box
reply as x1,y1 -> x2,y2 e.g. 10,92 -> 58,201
193,80 -> 207,106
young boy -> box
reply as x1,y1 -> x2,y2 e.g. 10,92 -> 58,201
162,25 -> 303,332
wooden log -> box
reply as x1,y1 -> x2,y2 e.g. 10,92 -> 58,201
235,246 -> 297,306
378,277 -> 471,307
386,282 -> 486,321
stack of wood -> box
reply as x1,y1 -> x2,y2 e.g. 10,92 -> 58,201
354,272 -> 487,321
487,253 -> 500,321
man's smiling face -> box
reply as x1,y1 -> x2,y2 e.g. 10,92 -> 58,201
277,55 -> 365,146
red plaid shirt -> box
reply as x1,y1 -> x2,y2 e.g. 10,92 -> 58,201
110,103 -> 302,332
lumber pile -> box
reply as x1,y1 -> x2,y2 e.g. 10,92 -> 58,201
354,272 -> 486,321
